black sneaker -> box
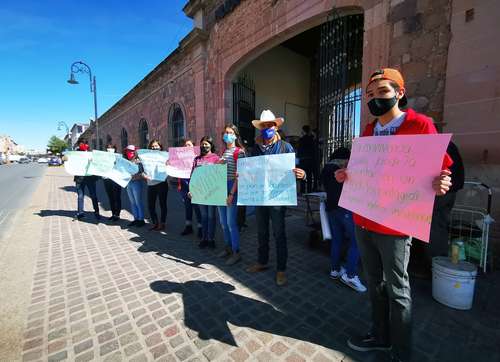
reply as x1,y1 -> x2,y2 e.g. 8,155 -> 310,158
181,225 -> 193,236
127,220 -> 137,227
347,333 -> 391,352
198,240 -> 208,248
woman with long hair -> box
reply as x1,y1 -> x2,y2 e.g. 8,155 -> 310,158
189,136 -> 219,248
145,139 -> 169,231
216,124 -> 245,265
123,145 -> 146,227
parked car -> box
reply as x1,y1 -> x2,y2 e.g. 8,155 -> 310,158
37,157 -> 49,164
19,157 -> 30,164
48,157 -> 62,166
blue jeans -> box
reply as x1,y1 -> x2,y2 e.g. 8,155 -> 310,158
76,178 -> 99,214
180,179 -> 201,225
126,180 -> 145,221
256,206 -> 287,271
199,205 -> 216,240
218,180 -> 240,252
327,208 -> 360,277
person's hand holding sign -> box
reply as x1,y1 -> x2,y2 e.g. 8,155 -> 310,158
334,168 -> 347,183
293,168 -> 306,179
432,169 -> 452,196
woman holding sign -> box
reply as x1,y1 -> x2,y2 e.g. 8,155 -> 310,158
177,139 -> 202,238
188,136 -> 220,248
74,140 -> 101,221
145,140 -> 169,231
103,144 -> 122,221
124,145 -> 146,227
216,124 -> 246,265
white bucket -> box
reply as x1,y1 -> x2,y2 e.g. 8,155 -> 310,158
432,256 -> 477,310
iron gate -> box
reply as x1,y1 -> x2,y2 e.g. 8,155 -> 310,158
232,74 -> 256,147
318,12 -> 364,163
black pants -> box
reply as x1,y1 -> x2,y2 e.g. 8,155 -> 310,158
103,179 -> 122,217
355,227 -> 413,361
148,181 -> 169,225
256,206 -> 288,271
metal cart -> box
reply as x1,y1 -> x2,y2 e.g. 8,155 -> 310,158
448,181 -> 494,273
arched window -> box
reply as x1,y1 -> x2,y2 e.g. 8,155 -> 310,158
106,134 -> 112,146
98,138 -> 103,150
139,119 -> 149,149
169,103 -> 185,147
91,139 -> 97,150
121,128 -> 128,150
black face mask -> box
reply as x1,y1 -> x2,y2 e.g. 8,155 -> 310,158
201,145 -> 211,155
367,96 -> 398,117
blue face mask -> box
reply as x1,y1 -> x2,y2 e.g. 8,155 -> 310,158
261,127 -> 275,140
223,133 -> 237,144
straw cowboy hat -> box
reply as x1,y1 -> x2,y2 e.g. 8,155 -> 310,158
252,110 -> 284,129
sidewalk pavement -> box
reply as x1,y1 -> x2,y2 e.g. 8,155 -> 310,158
6,167 -> 500,362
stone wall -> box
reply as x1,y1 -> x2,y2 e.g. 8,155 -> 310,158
387,0 -> 452,129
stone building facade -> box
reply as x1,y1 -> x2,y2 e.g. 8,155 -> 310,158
81,0 -> 500,255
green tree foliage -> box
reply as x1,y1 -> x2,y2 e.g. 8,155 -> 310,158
47,136 -> 68,154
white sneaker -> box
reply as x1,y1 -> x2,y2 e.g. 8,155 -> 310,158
341,274 -> 367,293
330,266 -> 346,280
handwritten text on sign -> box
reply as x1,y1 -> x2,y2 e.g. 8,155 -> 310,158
166,146 -> 200,179
137,149 -> 169,181
189,164 -> 227,206
237,153 -> 297,206
339,134 -> 451,242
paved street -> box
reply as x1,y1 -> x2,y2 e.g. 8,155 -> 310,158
1,167 -> 499,362
0,163 -> 46,240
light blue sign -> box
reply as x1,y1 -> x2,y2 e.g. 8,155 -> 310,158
189,164 -> 227,206
63,151 -> 91,176
237,153 -> 297,206
137,149 -> 169,181
87,150 -> 117,176
107,157 -> 139,188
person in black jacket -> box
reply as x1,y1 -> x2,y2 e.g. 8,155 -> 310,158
74,140 -> 100,221
320,147 -> 366,293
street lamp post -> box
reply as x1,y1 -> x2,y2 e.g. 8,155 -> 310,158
67,61 -> 99,149
57,121 -> 70,149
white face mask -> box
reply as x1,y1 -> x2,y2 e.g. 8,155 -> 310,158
107,148 -> 115,153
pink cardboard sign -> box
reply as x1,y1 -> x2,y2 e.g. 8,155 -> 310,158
165,146 -> 200,179
339,134 -> 452,242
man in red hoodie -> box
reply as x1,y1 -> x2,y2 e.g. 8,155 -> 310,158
335,69 -> 452,362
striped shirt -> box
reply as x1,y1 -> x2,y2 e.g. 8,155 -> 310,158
221,147 -> 245,180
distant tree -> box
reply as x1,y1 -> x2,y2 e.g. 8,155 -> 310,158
47,136 -> 68,154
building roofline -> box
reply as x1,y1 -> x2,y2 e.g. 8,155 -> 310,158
97,44 -> 183,126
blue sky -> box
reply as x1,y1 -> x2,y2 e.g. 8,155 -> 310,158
0,0 -> 192,150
